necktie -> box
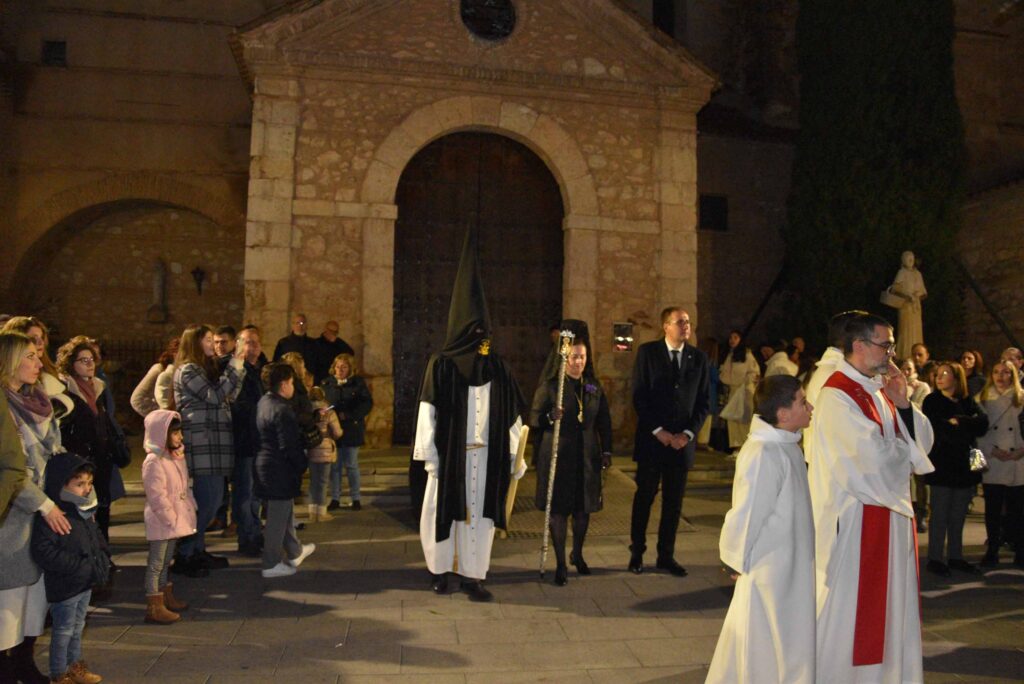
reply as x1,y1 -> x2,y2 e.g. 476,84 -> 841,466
671,349 -> 681,382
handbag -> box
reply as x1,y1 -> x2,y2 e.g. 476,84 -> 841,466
110,435 -> 132,468
969,448 -> 988,473
300,422 -> 322,451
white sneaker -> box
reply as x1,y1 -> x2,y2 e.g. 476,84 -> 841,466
288,543 -> 316,568
262,562 -> 297,579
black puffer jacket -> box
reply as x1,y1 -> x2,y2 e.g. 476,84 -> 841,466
30,452 -> 110,602
923,392 -> 989,488
254,393 -> 307,500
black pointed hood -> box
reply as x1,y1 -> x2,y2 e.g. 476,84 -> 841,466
439,224 -> 492,382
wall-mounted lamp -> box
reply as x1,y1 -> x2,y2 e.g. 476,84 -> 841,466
191,267 -> 206,295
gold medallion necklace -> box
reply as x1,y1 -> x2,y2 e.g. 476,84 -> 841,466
574,379 -> 584,423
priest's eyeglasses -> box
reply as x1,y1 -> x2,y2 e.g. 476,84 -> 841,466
860,338 -> 896,355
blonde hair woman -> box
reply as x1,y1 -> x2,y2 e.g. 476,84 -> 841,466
976,359 -> 1024,567
319,353 -> 373,511
1,316 -> 74,419
0,332 -> 71,682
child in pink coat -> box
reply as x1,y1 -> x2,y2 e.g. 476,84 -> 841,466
141,410 -> 199,624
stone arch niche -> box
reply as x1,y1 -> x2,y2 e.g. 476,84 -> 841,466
391,131 -> 565,443
355,97 -> 598,446
13,199 -> 244,343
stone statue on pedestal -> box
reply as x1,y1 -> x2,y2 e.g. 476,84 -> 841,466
888,250 -> 927,360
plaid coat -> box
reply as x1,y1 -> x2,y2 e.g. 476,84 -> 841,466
173,359 -> 245,477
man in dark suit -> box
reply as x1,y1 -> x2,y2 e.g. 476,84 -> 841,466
628,307 -> 710,576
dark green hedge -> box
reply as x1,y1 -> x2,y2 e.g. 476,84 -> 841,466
779,0 -> 966,352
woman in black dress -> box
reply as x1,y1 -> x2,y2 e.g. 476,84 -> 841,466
531,341 -> 612,586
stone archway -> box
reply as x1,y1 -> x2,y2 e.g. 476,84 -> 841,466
4,173 -> 243,308
12,199 -> 244,342
358,96 -> 599,385
390,131 -> 565,443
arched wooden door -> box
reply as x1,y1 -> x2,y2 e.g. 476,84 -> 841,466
393,132 -> 564,443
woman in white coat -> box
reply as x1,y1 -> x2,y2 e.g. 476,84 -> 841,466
976,359 -> 1024,567
720,331 -> 761,450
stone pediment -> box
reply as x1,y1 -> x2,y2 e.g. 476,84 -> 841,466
234,0 -> 717,103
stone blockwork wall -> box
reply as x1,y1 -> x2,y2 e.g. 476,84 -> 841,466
240,1 -> 714,447
958,183 -> 1024,363
32,206 -> 245,343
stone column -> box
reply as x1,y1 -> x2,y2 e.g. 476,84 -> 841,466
362,215 -> 395,447
244,75 -> 300,342
655,109 -> 699,323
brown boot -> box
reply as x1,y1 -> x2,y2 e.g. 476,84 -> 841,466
67,660 -> 102,683
144,594 -> 180,624
161,583 -> 189,612
49,674 -> 74,684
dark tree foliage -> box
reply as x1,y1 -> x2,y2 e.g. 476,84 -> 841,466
780,0 -> 966,352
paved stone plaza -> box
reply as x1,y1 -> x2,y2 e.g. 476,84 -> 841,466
37,449 -> 1024,683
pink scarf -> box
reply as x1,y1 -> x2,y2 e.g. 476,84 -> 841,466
71,375 -> 99,415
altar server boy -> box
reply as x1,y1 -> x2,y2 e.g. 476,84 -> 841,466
706,375 -> 815,684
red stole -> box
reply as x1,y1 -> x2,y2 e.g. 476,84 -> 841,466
822,371 -> 908,667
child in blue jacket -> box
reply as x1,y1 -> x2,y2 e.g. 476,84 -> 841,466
31,452 -> 109,684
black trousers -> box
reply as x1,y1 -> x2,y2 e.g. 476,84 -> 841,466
630,459 -> 688,560
982,483 -> 1024,546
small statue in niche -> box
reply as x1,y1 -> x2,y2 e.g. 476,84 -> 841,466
885,250 -> 927,360
147,258 -> 169,323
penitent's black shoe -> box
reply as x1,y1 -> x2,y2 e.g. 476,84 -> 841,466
656,558 -> 688,577
926,560 -> 951,577
554,565 -> 568,586
431,573 -> 449,594
569,551 -> 591,575
628,554 -> 644,575
948,558 -> 981,574
460,579 -> 494,602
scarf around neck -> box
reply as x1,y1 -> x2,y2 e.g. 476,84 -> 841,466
60,488 -> 99,519
4,383 -> 53,425
70,375 -> 99,415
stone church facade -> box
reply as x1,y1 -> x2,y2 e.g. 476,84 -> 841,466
234,0 -> 716,446
1,0 -> 1020,444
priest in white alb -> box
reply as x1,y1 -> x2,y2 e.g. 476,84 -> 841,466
707,375 -> 816,684
809,312 -> 934,683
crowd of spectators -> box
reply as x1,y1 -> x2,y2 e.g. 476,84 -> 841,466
0,313 -> 370,681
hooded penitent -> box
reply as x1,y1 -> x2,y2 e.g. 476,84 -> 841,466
409,223 -> 525,539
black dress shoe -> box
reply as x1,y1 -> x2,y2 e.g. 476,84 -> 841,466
460,579 -> 493,602
351,500 -> 362,511
431,573 -> 448,594
198,551 -> 230,570
171,555 -> 210,578
554,565 -> 568,586
628,554 -> 644,574
926,560 -> 951,577
569,551 -> 591,575
948,558 -> 980,574
656,558 -> 688,577
327,499 -> 341,511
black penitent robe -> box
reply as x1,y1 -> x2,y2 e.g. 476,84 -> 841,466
410,352 -> 524,543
